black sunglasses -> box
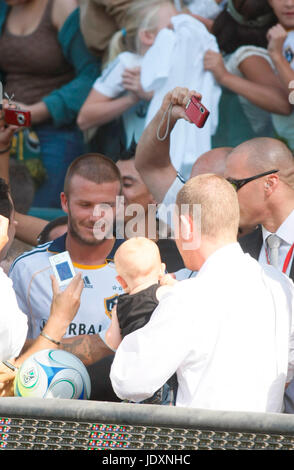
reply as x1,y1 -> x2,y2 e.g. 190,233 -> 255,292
226,169 -> 279,192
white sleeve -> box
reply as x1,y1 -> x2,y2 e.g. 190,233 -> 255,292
225,46 -> 274,76
156,173 -> 185,231
0,269 -> 28,361
110,289 -> 191,402
93,57 -> 126,98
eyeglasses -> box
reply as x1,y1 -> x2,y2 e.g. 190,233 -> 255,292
226,169 -> 279,192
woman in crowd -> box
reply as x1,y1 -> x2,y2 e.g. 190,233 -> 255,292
0,0 -> 100,208
203,0 -> 291,146
267,0 -> 294,152
77,0 -> 177,159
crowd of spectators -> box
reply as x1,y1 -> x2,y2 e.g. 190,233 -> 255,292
0,0 -> 294,417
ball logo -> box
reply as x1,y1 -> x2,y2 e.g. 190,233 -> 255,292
22,367 -> 37,386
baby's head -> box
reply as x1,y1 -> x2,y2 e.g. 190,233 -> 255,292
114,237 -> 165,293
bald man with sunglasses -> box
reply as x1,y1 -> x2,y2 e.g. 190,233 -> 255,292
224,138 -> 294,413
224,137 -> 294,282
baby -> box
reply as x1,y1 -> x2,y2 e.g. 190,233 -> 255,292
105,237 -> 178,405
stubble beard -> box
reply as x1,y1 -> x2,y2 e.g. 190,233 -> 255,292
67,212 -> 113,247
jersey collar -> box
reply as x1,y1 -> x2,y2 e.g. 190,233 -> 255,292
47,233 -> 125,262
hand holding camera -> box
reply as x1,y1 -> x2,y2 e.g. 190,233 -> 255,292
157,87 -> 210,141
2,93 -> 31,128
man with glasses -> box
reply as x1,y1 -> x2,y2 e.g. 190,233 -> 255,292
224,137 -> 294,282
224,138 -> 294,413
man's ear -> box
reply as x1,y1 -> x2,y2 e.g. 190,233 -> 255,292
60,192 -> 69,214
179,214 -> 193,241
138,28 -> 156,48
265,174 -> 279,194
159,262 -> 166,277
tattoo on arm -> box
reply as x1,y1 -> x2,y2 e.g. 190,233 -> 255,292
60,334 -> 112,366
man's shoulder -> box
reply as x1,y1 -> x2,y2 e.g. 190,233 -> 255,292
9,241 -> 52,274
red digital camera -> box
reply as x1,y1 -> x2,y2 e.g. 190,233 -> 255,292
185,96 -> 210,128
4,108 -> 31,127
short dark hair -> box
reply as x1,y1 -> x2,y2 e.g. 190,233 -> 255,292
212,0 -> 277,54
37,216 -> 68,245
116,139 -> 137,162
0,177 -> 13,220
63,153 -> 122,197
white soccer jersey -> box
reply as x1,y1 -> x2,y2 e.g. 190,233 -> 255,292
9,234 -> 124,340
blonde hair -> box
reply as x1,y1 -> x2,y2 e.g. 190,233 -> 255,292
104,0 -> 173,66
114,237 -> 162,285
176,174 -> 240,239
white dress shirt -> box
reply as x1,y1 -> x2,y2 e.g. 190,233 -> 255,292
110,243 -> 294,412
259,209 -> 294,276
0,267 -> 28,361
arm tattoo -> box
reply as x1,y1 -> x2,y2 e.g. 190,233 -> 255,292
60,334 -> 112,366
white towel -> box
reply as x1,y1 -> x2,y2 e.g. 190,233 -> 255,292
141,14 -> 221,178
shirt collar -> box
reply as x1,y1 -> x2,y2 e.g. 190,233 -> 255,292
262,209 -> 294,246
199,242 -> 243,274
47,233 -> 125,262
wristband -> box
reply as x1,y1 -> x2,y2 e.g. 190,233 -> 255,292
40,331 -> 61,346
0,144 -> 11,154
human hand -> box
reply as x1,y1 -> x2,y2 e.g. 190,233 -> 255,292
0,99 -> 19,152
105,305 -> 122,351
267,24 -> 287,58
159,272 -> 178,287
204,50 -> 228,83
0,360 -> 17,397
122,67 -> 154,102
11,101 -> 49,125
48,273 -> 84,334
0,215 -> 9,253
161,87 -> 202,124
189,13 -> 214,31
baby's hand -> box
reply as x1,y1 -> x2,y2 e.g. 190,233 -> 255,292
105,305 -> 122,351
159,273 -> 178,287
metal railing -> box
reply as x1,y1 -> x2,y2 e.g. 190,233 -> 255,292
0,398 -> 294,450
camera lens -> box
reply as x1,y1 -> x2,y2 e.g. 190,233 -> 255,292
17,113 -> 25,125
200,107 -> 204,114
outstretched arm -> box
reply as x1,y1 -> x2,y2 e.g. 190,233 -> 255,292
0,103 -> 49,246
0,273 -> 84,395
135,87 -> 202,203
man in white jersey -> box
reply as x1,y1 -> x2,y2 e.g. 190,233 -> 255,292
0,177 -> 84,395
110,174 -> 294,412
10,153 -> 124,366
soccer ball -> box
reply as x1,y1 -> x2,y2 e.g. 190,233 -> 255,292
14,349 -> 91,399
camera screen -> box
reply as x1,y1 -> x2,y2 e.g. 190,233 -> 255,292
56,261 -> 73,281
